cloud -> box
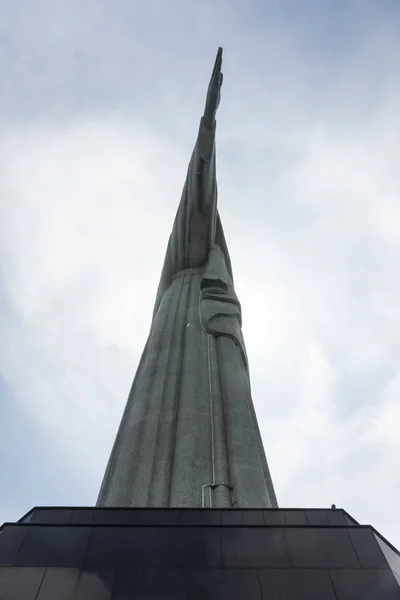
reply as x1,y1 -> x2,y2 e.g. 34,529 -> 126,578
1,0 -> 400,549
241,91 -> 400,544
0,116 -> 183,496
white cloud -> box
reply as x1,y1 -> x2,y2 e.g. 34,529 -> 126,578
242,98 -> 400,544
0,117 -> 184,487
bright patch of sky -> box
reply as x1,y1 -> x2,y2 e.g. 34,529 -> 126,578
1,0 -> 400,547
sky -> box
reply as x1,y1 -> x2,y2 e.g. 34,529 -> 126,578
1,0 -> 400,547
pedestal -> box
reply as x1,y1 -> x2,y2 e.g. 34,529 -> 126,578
1,507 -> 399,598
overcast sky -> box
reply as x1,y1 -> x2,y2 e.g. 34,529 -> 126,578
1,0 -> 400,547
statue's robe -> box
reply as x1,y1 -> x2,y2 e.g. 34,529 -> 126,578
97,118 -> 277,508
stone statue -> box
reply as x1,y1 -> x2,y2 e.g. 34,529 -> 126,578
97,48 -> 278,508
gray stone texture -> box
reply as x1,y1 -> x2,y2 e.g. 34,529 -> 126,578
96,48 -> 277,509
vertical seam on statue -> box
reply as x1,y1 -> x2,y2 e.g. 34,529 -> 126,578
102,303 -> 165,506
167,274 -> 190,504
144,303 -> 174,505
199,292 -> 216,507
150,274 -> 185,506
207,333 -> 216,490
216,336 -> 232,507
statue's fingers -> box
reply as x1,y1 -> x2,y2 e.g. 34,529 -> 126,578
212,47 -> 223,79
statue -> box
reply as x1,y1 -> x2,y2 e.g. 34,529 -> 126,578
97,49 -> 277,508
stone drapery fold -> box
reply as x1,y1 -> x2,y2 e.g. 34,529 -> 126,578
97,116 -> 277,508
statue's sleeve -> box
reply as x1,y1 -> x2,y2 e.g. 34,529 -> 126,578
200,245 -> 247,369
153,117 -> 219,316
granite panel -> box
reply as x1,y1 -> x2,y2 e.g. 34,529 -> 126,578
375,534 -> 400,579
178,509 -> 221,525
135,510 -> 158,524
0,566 -> 45,600
18,511 -> 33,524
305,510 -> 329,525
31,509 -> 72,524
75,568 -> 115,600
286,527 -> 360,568
0,525 -> 27,565
36,568 -> 80,599
69,510 -> 93,525
263,510 -> 286,525
30,510 -> 52,524
92,510 -> 136,526
29,510 -> 48,524
187,568 -> 261,600
327,510 -> 347,526
285,510 -> 307,525
221,511 -> 242,525
85,527 -> 187,568
15,526 -> 92,567
222,527 -> 290,568
395,572 -> 400,588
330,568 -> 400,600
348,527 -> 388,569
184,527 -> 221,567
241,510 -> 264,525
344,514 -> 358,525
114,568 -> 186,599
259,568 -> 337,599
156,509 -> 179,524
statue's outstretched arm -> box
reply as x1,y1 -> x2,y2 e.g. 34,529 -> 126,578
203,47 -> 223,128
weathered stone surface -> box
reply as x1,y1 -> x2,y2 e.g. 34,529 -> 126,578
97,49 -> 277,509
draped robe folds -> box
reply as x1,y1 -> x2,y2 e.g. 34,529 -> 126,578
97,117 -> 278,508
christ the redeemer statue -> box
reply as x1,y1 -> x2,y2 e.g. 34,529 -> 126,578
97,49 -> 277,509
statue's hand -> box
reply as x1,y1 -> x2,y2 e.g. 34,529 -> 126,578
203,47 -> 223,127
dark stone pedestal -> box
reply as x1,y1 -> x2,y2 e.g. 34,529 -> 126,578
1,507 -> 399,598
